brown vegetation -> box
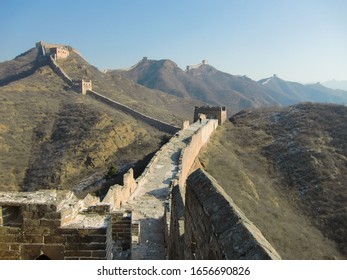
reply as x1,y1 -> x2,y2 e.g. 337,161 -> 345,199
199,103 -> 347,259
0,65 -> 165,192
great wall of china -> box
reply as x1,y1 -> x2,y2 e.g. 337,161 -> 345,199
0,42 -> 281,260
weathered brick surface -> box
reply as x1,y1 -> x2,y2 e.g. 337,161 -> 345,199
0,191 -> 113,260
112,211 -> 132,258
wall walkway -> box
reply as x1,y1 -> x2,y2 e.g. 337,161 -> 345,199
122,119 -> 213,259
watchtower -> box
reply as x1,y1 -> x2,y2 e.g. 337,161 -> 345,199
194,106 -> 227,125
81,79 -> 92,95
50,47 -> 69,60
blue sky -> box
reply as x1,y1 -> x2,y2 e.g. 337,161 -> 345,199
1,0 -> 346,83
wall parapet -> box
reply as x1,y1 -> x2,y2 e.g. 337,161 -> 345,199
103,169 -> 136,210
184,168 -> 281,260
48,55 -> 73,86
167,119 -> 218,258
88,90 -> 180,134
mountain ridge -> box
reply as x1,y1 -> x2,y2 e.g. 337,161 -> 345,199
113,58 -> 347,114
259,75 -> 347,104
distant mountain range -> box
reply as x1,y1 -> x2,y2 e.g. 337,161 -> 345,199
322,80 -> 347,91
259,75 -> 347,105
111,58 -> 347,114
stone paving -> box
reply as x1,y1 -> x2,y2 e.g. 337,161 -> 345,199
123,120 -> 206,260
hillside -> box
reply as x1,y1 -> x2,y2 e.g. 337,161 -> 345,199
199,103 -> 347,259
0,43 -> 201,192
0,47 -> 45,86
0,64 -> 169,192
56,52 -> 201,124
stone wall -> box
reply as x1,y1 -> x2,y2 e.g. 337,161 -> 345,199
182,120 -> 190,130
48,55 -> 73,86
81,79 -> 92,95
167,119 -> 218,258
167,183 -> 185,259
194,106 -> 227,125
88,90 -> 180,134
179,119 -> 218,190
184,169 -> 281,260
111,211 -> 132,259
0,191 -> 113,260
50,47 -> 69,60
103,169 -> 137,210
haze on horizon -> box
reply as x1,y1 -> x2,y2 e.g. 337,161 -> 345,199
1,0 -> 346,84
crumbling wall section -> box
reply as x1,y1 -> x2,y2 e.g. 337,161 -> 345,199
0,191 -> 112,260
103,169 -> 137,210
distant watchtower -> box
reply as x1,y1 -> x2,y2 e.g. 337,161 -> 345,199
81,79 -> 92,95
194,106 -> 227,125
50,47 -> 69,60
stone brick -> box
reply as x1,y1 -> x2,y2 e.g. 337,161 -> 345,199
78,243 -> 106,251
0,227 -> 10,234
0,234 -> 19,243
23,219 -> 40,228
64,250 -> 92,257
20,244 -> 42,260
9,244 -> 20,251
41,245 -> 65,260
43,212 -> 61,220
0,250 -> 20,259
78,228 -> 107,236
67,235 -> 106,244
0,244 -> 9,250
7,227 -> 21,234
44,235 -> 66,244
40,219 -> 61,228
59,228 -> 79,235
22,234 -> 44,244
92,250 -> 106,258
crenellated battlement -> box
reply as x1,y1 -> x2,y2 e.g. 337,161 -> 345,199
36,41 -> 70,60
194,106 -> 227,125
186,60 -> 208,71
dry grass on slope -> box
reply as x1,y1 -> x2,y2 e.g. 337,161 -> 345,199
58,52 -> 197,124
199,104 -> 346,259
0,66 -> 165,192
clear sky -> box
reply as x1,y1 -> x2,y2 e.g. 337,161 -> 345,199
1,0 -> 346,83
